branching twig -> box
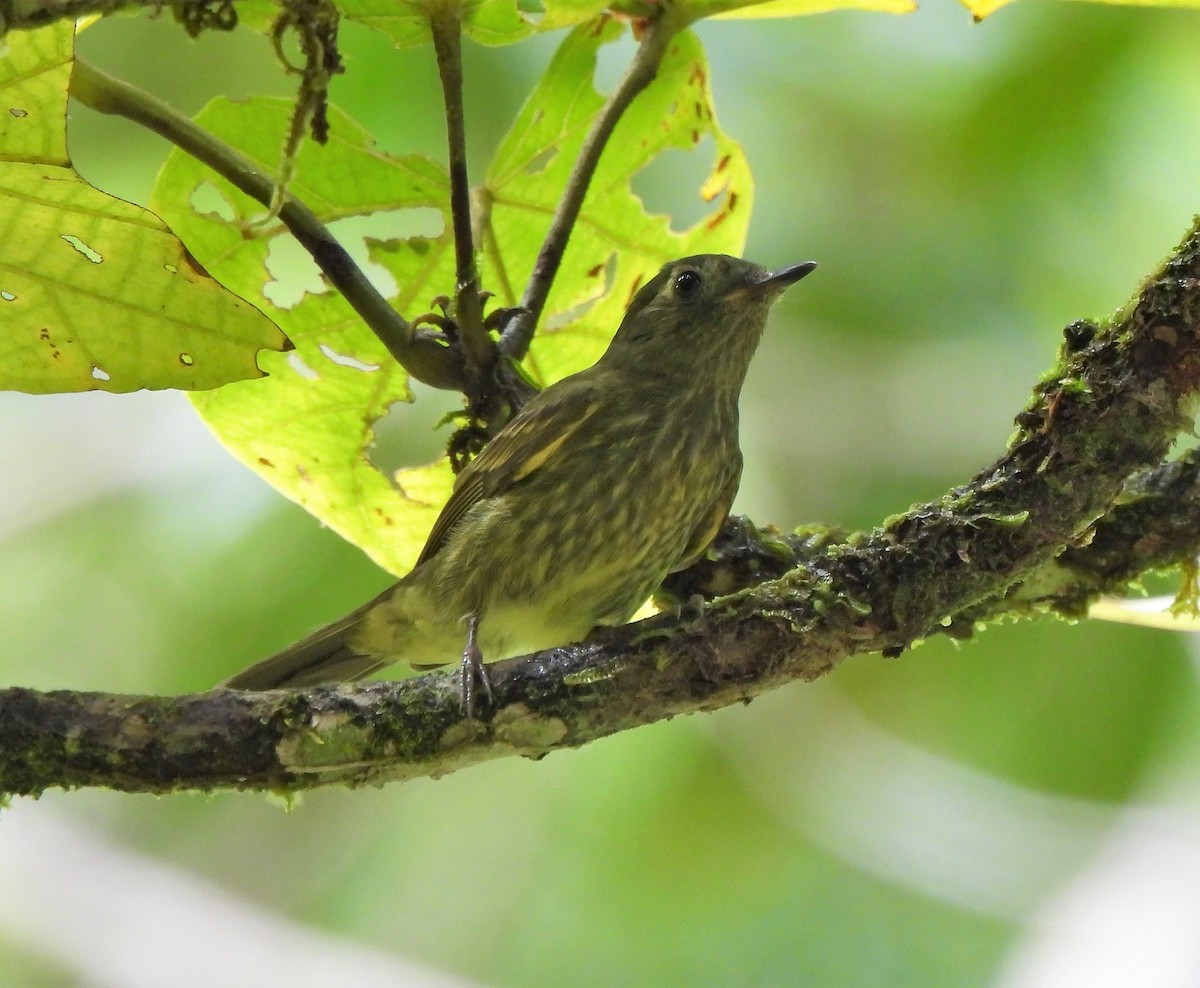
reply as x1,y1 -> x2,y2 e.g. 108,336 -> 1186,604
70,59 -> 468,391
429,6 -> 491,387
499,11 -> 680,360
267,0 -> 346,216
5,219 -> 1200,796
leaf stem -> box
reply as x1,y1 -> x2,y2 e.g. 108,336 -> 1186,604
430,8 -> 491,386
70,58 -> 467,391
499,11 -> 679,361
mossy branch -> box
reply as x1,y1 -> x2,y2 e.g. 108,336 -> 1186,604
5,219 -> 1200,797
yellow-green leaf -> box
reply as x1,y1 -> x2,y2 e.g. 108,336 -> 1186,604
706,0 -> 915,17
481,20 -> 753,387
0,21 -> 71,165
959,0 -> 1200,20
155,23 -> 753,574
340,0 -> 531,48
608,0 -> 915,21
152,99 -> 454,575
537,0 -> 614,30
340,0 -> 612,47
0,23 -> 286,394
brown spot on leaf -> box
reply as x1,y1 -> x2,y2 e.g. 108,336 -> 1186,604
728,191 -> 739,212
626,274 -> 645,307
587,263 -> 604,278
716,154 -> 731,173
180,247 -> 210,278
706,210 -> 728,232
258,457 -> 275,468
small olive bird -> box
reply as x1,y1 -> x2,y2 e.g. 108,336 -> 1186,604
223,253 -> 816,709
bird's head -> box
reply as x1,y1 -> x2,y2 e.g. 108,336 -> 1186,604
602,254 -> 817,378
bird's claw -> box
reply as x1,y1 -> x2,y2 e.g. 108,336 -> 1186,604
458,615 -> 494,719
411,310 -> 454,334
484,304 -> 526,334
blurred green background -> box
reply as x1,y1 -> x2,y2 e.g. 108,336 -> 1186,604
4,1 -> 1200,985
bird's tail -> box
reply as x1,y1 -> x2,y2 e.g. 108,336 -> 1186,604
220,590 -> 393,690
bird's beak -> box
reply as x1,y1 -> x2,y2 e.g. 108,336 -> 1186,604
758,261 -> 818,291
734,261 -> 818,300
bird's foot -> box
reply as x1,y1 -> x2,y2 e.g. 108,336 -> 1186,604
675,592 -> 707,623
458,615 -> 494,719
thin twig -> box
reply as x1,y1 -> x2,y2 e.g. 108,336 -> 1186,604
430,8 -> 490,386
499,12 -> 679,361
474,187 -> 518,306
266,0 -> 346,218
70,59 -> 467,391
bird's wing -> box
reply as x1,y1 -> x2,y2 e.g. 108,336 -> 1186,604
416,381 -> 603,566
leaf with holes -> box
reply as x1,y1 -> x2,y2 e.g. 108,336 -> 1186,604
953,0 -> 1200,21
703,0 -> 915,18
153,24 -> 752,576
340,0 -> 611,48
340,0 -> 527,48
152,98 -> 454,575
0,23 -> 286,394
479,19 -> 753,388
613,0 -> 916,20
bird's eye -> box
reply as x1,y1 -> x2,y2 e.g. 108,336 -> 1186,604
673,270 -> 702,299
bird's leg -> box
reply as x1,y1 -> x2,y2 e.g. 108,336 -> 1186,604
459,613 -> 494,718
676,593 -> 707,623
